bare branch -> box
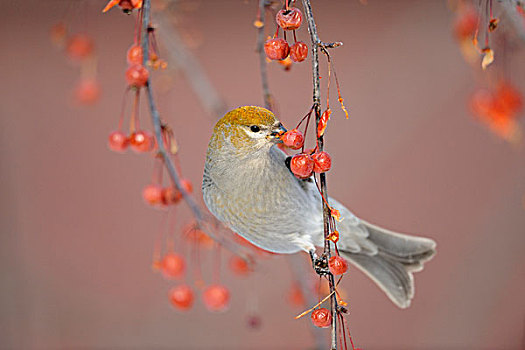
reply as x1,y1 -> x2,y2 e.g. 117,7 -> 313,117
154,12 -> 228,118
301,0 -> 339,348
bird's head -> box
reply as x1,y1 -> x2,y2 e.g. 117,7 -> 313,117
209,106 -> 287,154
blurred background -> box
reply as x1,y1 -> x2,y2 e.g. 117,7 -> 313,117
1,0 -> 524,349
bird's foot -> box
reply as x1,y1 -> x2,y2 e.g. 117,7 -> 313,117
309,251 -> 330,276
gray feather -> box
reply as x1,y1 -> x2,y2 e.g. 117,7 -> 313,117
340,221 -> 436,308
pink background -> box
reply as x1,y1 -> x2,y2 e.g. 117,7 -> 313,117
1,0 -> 524,349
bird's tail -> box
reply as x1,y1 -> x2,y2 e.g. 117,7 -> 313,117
340,220 -> 436,308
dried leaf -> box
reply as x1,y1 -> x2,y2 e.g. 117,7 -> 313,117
481,48 -> 494,70
102,0 -> 119,13
317,109 -> 331,138
488,18 -> 499,32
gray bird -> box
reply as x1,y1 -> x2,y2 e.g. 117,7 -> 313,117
202,106 -> 436,308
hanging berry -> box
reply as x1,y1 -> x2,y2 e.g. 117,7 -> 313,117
281,129 -> 304,149
264,38 -> 290,61
66,34 -> 94,61
142,184 -> 163,205
311,308 -> 332,328
108,131 -> 129,152
169,285 -> 194,310
127,45 -> 144,65
161,253 -> 186,279
125,64 -> 149,88
290,153 -> 314,179
290,42 -> 308,62
312,151 -> 332,173
275,7 -> 303,30
328,255 -> 348,275
202,284 -> 230,312
130,130 -> 154,153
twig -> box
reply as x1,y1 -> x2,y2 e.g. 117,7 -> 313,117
256,0 -> 273,110
301,0 -> 339,348
154,12 -> 228,119
140,0 -> 251,263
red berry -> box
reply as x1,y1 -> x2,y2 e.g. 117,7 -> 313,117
453,7 -> 479,40
161,253 -> 186,279
169,284 -> 194,310
264,38 -> 290,60
290,41 -> 308,62
290,154 -> 314,179
66,34 -> 94,61
74,79 -> 101,105
127,45 -> 143,65
329,255 -> 348,275
312,151 -> 332,173
202,284 -> 230,312
130,130 -> 153,153
108,131 -> 129,152
125,64 -> 149,87
275,7 -> 303,30
142,184 -> 163,205
163,179 -> 193,204
229,256 -> 250,276
311,308 -> 332,328
281,129 -> 304,149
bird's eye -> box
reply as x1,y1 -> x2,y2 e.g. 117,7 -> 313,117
250,125 -> 261,132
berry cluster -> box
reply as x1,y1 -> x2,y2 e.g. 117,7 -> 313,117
142,178 -> 193,207
49,23 -> 101,105
264,4 -> 308,66
280,128 -> 332,179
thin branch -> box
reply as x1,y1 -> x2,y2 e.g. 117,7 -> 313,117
140,0 -> 251,263
301,0 -> 339,348
256,0 -> 273,110
154,12 -> 228,119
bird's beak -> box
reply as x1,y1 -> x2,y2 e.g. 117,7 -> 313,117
269,122 -> 287,140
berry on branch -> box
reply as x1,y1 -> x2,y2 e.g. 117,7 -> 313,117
108,131 -> 129,152
290,42 -> 308,62
161,253 -> 186,279
130,130 -> 154,153
281,129 -> 304,149
311,308 -> 332,328
203,284 -> 230,312
142,184 -> 163,205
264,38 -> 290,61
127,45 -> 144,65
328,255 -> 348,275
275,8 -> 303,30
290,153 -> 314,179
169,284 -> 194,310
125,64 -> 149,88
312,151 -> 332,173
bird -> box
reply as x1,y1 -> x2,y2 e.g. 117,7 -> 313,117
202,106 -> 436,308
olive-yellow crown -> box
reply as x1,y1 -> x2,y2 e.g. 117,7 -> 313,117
215,106 -> 276,129
209,106 -> 278,152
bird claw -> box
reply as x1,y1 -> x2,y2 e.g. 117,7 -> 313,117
309,251 -> 330,276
